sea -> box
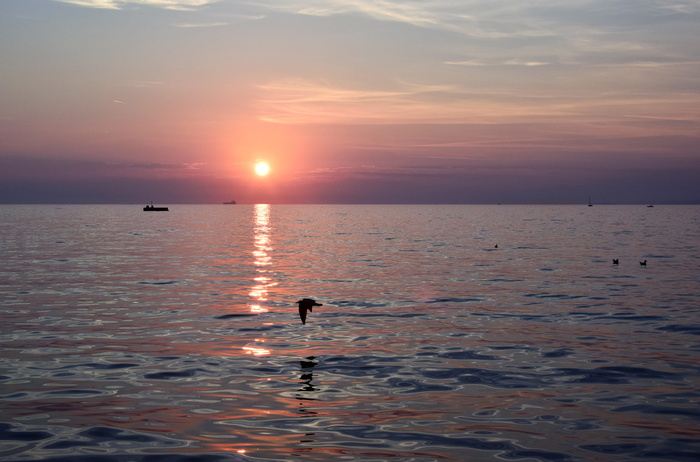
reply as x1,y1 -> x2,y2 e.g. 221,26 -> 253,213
0,204 -> 698,462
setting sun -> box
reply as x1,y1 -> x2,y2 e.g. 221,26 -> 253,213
254,161 -> 270,176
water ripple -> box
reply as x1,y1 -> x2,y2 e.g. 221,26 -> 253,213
1,204 -> 699,461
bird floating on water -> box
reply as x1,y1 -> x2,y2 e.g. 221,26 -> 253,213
640,260 -> 647,266
613,259 -> 619,265
297,298 -> 322,324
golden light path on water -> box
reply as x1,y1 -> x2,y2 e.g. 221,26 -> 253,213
244,204 -> 274,356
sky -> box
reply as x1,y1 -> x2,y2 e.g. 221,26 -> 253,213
1,0 -> 699,204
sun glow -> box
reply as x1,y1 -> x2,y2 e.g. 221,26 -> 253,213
254,161 -> 270,176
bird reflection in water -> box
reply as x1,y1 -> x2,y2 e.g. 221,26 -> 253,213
292,356 -> 318,454
299,357 -> 318,393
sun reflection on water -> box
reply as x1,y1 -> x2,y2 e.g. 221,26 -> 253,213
242,339 -> 271,356
248,204 -> 277,315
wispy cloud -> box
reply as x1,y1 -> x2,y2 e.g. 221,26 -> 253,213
657,1 -> 700,15
251,0 -> 700,68
445,59 -> 550,67
52,0 -> 218,11
256,76 -> 700,157
126,162 -> 206,170
252,0 -> 441,28
257,79 -> 573,125
257,79 -> 467,124
249,0 -> 590,39
173,13 -> 263,27
173,21 -> 228,28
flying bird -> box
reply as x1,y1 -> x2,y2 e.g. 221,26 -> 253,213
297,298 -> 323,324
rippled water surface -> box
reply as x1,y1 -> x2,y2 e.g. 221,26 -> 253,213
1,204 -> 699,461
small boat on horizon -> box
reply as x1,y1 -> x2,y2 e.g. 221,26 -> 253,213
143,202 -> 169,211
588,196 -> 593,207
647,204 -> 654,207
223,200 -> 237,204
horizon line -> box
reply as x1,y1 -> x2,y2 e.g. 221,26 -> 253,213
1,202 -> 698,206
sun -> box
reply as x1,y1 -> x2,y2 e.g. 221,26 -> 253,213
254,161 -> 270,176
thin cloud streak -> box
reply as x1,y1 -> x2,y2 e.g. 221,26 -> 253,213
173,21 -> 229,28
445,60 -> 550,67
125,161 -> 206,170
252,0 -> 559,38
173,13 -> 265,27
253,0 -> 700,67
257,79 -> 571,124
252,1 -> 699,34
256,78 -> 700,132
252,0 -> 443,29
52,0 -> 218,10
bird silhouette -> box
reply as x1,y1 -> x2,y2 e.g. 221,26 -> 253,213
640,260 -> 647,266
613,259 -> 619,265
297,298 -> 322,324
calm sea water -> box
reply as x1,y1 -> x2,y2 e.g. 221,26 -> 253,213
1,204 -> 699,462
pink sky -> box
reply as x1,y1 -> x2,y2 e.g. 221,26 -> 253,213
1,0 -> 699,203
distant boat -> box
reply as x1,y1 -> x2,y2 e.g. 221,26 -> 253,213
588,196 -> 593,207
647,204 -> 654,208
143,202 -> 169,211
223,200 -> 237,204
